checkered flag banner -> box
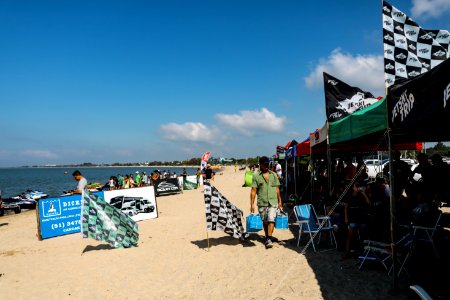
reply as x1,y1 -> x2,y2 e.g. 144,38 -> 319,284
203,182 -> 245,239
383,1 -> 450,88
81,190 -> 139,248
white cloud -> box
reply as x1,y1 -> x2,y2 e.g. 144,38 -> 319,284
215,108 -> 286,136
304,49 -> 385,96
412,0 -> 450,19
21,150 -> 59,159
160,122 -> 219,143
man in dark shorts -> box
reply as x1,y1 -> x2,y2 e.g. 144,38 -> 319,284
250,156 -> 282,249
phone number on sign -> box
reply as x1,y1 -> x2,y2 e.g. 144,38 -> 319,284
51,220 -> 80,230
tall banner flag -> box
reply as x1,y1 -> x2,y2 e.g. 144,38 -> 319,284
387,55 -> 450,142
200,151 -> 211,171
323,72 -> 378,122
383,1 -> 450,88
81,190 -> 139,248
203,182 -> 245,239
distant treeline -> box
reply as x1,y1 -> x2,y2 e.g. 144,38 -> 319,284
25,157 -> 262,168
425,142 -> 450,157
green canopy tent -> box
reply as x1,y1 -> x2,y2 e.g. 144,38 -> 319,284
329,97 -> 387,145
327,97 -> 422,152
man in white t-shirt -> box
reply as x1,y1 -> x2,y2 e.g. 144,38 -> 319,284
275,161 -> 282,179
72,170 -> 87,194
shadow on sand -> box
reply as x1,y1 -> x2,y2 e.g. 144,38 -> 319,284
191,235 -> 257,251
82,244 -> 114,254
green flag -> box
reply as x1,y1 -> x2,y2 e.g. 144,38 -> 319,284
81,190 -> 139,248
183,176 -> 197,190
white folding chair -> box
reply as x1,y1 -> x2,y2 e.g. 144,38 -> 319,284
412,211 -> 442,258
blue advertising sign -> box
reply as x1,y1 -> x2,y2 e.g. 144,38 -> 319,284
37,192 -> 98,239
38,195 -> 82,239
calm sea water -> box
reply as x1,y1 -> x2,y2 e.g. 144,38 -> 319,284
0,167 -> 199,198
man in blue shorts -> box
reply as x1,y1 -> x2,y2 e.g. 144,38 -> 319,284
250,156 -> 282,249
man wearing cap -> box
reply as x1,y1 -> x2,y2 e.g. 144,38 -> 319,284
250,156 -> 282,249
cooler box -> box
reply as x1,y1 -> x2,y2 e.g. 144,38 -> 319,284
246,214 -> 263,232
275,211 -> 289,229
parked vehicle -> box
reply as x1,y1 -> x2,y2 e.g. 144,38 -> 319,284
0,196 -> 21,216
364,159 -> 388,179
400,158 -> 417,168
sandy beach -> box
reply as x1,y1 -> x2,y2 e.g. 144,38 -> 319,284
0,166 -> 429,299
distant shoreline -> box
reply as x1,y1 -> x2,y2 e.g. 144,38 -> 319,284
0,165 -> 224,169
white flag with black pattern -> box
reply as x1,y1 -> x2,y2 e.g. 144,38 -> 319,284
203,182 -> 245,239
383,1 -> 449,88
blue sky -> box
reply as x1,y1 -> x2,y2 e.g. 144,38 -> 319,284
1,0 -> 450,167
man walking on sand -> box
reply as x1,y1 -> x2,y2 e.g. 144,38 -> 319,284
250,156 -> 282,249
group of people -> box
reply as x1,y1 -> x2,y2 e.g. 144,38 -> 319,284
107,171 -> 151,190
70,165 -> 218,194
313,151 -> 449,258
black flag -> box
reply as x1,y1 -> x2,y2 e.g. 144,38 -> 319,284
323,72 -> 377,122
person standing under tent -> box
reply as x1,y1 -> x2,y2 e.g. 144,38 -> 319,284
355,156 -> 368,185
430,153 -> 450,204
250,156 -> 283,249
343,157 -> 356,182
275,161 -> 282,179
343,182 -> 371,259
71,170 -> 87,194
383,150 -> 411,200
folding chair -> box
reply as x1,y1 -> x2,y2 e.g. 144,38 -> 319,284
412,211 -> 442,258
358,233 -> 415,277
293,204 -> 337,252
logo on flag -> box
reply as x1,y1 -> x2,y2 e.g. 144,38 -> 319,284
323,72 -> 378,122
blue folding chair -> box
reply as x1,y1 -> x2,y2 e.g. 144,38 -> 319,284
293,204 -> 337,252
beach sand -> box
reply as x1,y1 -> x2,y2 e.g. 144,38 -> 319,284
0,166 -> 412,299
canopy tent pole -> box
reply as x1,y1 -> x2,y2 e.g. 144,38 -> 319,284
294,157 -> 297,195
284,159 -> 288,197
326,121 -> 332,197
387,125 -> 398,291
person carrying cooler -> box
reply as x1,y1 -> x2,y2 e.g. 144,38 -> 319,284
250,156 -> 283,249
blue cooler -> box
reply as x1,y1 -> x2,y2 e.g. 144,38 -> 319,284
275,210 -> 288,229
246,214 -> 263,232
